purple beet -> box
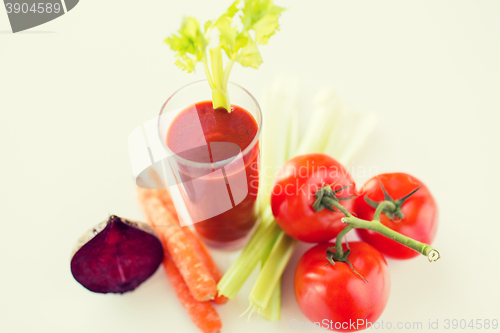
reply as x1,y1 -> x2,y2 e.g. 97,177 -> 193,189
71,215 -> 164,294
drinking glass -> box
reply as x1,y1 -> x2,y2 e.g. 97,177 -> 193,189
158,80 -> 262,249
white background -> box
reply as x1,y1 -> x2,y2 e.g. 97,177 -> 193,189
1,1 -> 500,332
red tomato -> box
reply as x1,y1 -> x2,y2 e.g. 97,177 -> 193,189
353,173 -> 438,259
271,153 -> 355,243
295,242 -> 391,332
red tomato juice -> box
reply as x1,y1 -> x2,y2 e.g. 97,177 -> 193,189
166,101 -> 260,244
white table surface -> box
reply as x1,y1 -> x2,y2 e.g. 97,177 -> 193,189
1,1 -> 500,332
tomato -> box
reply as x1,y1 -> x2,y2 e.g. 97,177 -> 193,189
295,242 -> 391,332
353,173 -> 438,259
270,153 -> 355,243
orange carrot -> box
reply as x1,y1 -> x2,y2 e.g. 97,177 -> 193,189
137,187 -> 217,302
151,188 -> 229,304
183,227 -> 229,305
163,252 -> 222,333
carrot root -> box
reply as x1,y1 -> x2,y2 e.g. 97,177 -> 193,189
163,252 -> 222,333
182,227 -> 229,304
151,188 -> 229,304
137,187 -> 217,302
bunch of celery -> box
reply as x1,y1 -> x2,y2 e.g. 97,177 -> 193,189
217,77 -> 377,320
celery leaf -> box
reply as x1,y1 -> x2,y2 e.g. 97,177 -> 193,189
241,0 -> 285,45
236,36 -> 263,68
164,17 -> 207,73
215,17 -> 238,58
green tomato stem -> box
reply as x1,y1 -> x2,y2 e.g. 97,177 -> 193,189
321,196 -> 352,217
373,200 -> 396,221
341,216 -> 440,262
320,198 -> 352,259
321,196 -> 440,262
333,225 -> 353,259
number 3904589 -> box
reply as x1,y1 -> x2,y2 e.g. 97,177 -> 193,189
444,319 -> 498,329
5,3 -> 61,14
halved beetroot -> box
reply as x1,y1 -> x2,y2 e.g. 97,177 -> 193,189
71,215 -> 164,294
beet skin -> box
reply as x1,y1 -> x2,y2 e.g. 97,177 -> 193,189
71,215 -> 164,294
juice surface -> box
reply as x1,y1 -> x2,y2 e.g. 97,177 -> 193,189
168,101 -> 257,160
167,101 -> 260,244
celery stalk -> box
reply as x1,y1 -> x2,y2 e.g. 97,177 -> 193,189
257,77 -> 301,215
249,231 -> 296,313
296,88 -> 343,155
298,87 -> 377,163
210,47 -> 231,111
241,78 -> 300,318
261,279 -> 281,321
217,210 -> 280,299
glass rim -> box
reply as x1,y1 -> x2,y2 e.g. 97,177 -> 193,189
158,79 -> 262,169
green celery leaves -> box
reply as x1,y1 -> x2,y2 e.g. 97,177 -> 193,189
164,17 -> 207,73
164,0 -> 285,111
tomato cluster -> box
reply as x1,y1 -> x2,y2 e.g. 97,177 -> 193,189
270,153 -> 438,332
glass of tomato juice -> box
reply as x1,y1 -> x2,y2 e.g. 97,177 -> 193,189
158,80 -> 261,250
